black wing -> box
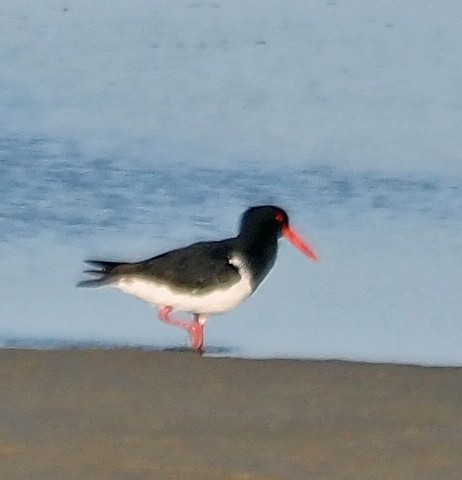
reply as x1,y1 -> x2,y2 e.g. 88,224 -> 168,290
77,239 -> 242,293
135,239 -> 242,292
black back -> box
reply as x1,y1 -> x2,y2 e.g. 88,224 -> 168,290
133,239 -> 242,292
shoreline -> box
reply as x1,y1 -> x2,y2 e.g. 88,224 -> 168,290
1,340 -> 460,368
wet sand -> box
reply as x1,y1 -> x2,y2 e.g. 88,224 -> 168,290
0,348 -> 461,479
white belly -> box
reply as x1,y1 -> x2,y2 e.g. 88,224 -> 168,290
112,255 -> 253,314
113,276 -> 252,314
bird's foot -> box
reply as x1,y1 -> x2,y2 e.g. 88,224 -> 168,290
185,321 -> 204,354
158,307 -> 205,354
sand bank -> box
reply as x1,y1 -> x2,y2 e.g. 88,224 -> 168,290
0,349 -> 461,479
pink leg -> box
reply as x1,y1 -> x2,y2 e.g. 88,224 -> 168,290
158,307 -> 206,353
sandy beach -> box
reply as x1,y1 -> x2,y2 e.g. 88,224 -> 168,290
0,348 -> 461,479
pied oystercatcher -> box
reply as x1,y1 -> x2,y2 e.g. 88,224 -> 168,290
78,205 -> 317,353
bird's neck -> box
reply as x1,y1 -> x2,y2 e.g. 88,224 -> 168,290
237,233 -> 279,287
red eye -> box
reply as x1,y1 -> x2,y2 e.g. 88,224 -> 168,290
275,213 -> 285,223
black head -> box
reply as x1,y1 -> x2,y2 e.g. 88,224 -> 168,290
238,205 -> 318,261
239,205 -> 289,240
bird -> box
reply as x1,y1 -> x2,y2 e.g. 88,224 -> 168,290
77,205 -> 317,353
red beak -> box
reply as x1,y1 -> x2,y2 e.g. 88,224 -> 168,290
282,226 -> 318,261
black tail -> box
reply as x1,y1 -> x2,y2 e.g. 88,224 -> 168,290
77,260 -> 125,288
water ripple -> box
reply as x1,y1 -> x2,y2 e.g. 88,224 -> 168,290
2,136 -> 461,241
